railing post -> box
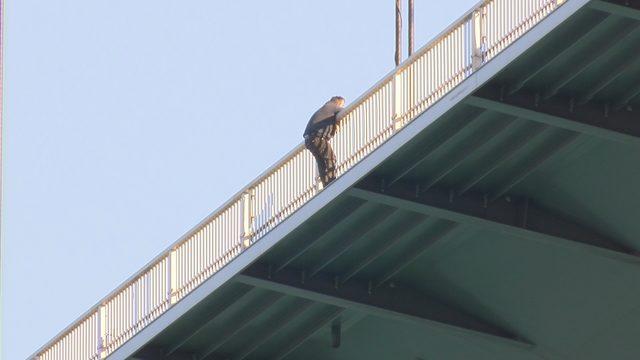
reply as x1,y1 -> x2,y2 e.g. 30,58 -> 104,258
241,190 -> 255,248
392,72 -> 403,131
471,4 -> 487,71
168,250 -> 178,305
132,285 -> 138,331
97,305 -> 107,359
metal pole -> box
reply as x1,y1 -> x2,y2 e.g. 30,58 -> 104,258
0,1 -> 5,356
408,0 -> 414,56
395,0 -> 402,66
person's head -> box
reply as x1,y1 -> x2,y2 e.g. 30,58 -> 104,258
330,96 -> 345,107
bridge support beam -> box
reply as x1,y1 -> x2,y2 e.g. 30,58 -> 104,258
350,179 -> 638,262
271,307 -> 345,360
589,0 -> 640,21
466,91 -> 640,147
236,263 -> 530,348
133,346 -> 194,360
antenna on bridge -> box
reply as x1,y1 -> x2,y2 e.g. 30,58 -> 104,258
395,0 -> 415,66
408,0 -> 414,56
395,0 -> 402,66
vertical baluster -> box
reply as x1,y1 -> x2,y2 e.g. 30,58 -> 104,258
168,251 -> 177,305
241,190 -> 254,248
392,70 -> 401,131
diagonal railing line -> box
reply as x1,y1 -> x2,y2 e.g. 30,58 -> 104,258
31,1 -> 569,359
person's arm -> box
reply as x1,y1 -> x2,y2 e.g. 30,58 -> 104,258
334,106 -> 345,128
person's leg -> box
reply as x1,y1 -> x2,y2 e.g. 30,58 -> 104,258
314,138 -> 336,186
305,137 -> 329,184
323,141 -> 337,185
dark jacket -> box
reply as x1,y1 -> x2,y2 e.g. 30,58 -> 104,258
303,101 -> 344,139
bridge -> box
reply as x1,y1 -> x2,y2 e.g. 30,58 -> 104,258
30,0 -> 640,359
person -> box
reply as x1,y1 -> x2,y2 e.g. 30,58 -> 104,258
303,96 -> 345,187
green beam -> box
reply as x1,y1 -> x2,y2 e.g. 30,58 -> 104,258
339,214 -> 428,285
614,82 -> 640,110
349,185 -> 638,264
577,55 -> 640,104
237,263 -> 531,350
386,110 -> 486,187
542,23 -> 640,99
488,131 -> 579,202
307,207 -> 397,277
373,219 -> 458,288
133,347 -> 194,360
456,122 -> 546,196
196,292 -> 284,360
231,300 -> 314,360
589,0 -> 640,21
465,96 -> 640,147
272,307 -> 345,360
419,117 -> 516,193
274,200 -> 366,272
166,286 -> 253,356
507,15 -> 617,95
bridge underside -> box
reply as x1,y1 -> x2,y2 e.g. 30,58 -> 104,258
131,1 -> 640,359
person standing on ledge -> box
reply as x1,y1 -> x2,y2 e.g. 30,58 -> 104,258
303,96 -> 345,187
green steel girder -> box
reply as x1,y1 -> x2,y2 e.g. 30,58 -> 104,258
418,117 -> 518,193
386,109 -> 488,187
270,307 -> 345,360
455,122 -> 547,196
466,91 -> 640,147
614,82 -> 640,110
306,207 -> 397,278
338,214 -> 428,285
371,220 -> 459,288
274,200 -> 367,272
197,292 -> 286,360
164,287 -> 254,356
506,13 -> 615,95
133,346 -> 194,360
487,129 -> 579,202
577,55 -> 640,105
541,22 -> 640,99
350,178 -> 638,261
226,300 -> 315,360
236,263 -> 530,348
589,0 -> 640,21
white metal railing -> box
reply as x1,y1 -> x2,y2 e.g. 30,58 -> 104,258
30,1 -> 567,359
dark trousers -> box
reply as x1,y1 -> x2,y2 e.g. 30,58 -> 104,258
305,135 -> 336,186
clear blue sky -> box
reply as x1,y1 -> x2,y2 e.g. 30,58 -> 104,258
3,1 -> 478,359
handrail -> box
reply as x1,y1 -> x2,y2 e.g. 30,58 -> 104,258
30,1 -> 567,359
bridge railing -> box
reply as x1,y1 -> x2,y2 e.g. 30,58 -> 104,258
32,1 -> 566,359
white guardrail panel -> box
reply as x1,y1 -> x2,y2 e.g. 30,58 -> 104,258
30,1 -> 567,358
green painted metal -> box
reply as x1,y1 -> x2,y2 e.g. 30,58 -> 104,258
271,307 -> 345,360
465,96 -> 640,146
236,264 -> 528,348
589,0 -> 640,21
